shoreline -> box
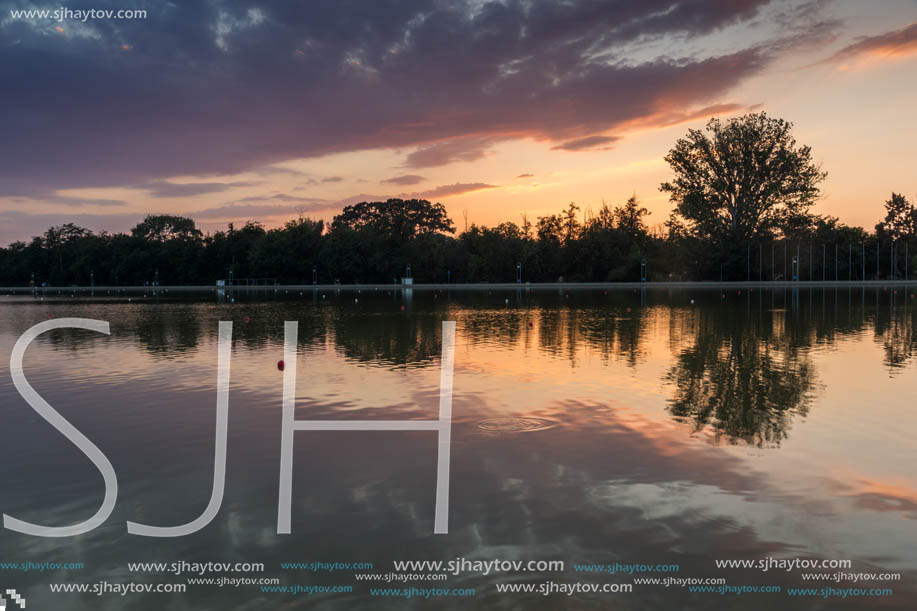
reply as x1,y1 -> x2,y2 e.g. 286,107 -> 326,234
6,280 -> 917,292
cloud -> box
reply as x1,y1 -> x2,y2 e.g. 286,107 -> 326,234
252,165 -> 305,177
0,0 -> 827,193
382,174 -> 426,185
551,135 -> 619,152
0,210 -> 137,246
332,193 -> 392,208
404,138 -> 494,168
192,202 -> 324,219
234,193 -> 326,204
135,180 -> 257,198
23,195 -> 127,207
0,181 -> 127,207
516,173 -> 534,179
321,176 -> 344,183
822,22 -> 917,66
411,183 -> 498,199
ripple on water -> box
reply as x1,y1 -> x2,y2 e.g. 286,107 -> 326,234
477,417 -> 556,433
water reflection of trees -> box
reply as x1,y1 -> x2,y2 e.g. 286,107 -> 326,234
13,288 -> 917,445
666,304 -> 813,447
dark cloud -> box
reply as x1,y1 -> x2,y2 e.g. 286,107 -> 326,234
822,22 -> 917,64
135,180 -> 257,198
411,182 -> 498,199
8,195 -> 127,207
0,0 -> 827,194
321,176 -> 344,183
0,180 -> 127,206
516,173 -> 534,179
551,135 -> 619,152
404,138 -> 494,168
382,174 -> 426,185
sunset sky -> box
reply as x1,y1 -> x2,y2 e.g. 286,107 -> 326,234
1,0 -> 915,245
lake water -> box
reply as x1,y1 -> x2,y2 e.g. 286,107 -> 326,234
1,287 -> 915,610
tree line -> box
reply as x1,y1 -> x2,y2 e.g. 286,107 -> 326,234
1,113 -> 914,286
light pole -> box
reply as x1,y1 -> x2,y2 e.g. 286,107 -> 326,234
516,262 -> 522,283
641,258 -> 647,282
792,256 -> 798,281
312,265 -> 317,285
784,241 -> 787,280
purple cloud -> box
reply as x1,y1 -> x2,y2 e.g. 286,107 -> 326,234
0,0 -> 834,195
411,183 -> 498,198
551,135 -> 619,152
823,22 -> 917,64
136,180 -> 257,198
404,138 -> 494,168
382,174 -> 426,185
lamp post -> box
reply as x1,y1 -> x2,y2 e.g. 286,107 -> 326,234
516,262 -> 522,283
312,265 -> 317,285
641,258 -> 647,282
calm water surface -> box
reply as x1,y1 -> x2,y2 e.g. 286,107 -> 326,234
1,287 -> 915,609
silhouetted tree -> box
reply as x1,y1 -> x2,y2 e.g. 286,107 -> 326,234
331,198 -> 454,239
662,113 -> 826,244
875,192 -> 916,240
131,215 -> 202,242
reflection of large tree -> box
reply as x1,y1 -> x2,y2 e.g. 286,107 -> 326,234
667,307 -> 813,447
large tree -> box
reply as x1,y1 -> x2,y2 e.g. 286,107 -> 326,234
661,113 -> 826,244
331,198 -> 454,240
875,192 -> 916,240
131,214 -> 202,242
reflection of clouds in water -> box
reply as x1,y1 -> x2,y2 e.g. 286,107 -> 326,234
2,292 -> 917,608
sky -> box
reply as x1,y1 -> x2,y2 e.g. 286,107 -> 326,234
0,0 -> 915,245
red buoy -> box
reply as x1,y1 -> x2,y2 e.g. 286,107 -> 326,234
277,360 -> 285,371
400,305 -> 405,311
527,321 -> 534,328
244,316 -> 250,323
626,307 -> 631,313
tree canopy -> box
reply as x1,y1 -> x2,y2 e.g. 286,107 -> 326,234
331,198 -> 454,240
131,214 -> 203,242
661,113 -> 826,244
